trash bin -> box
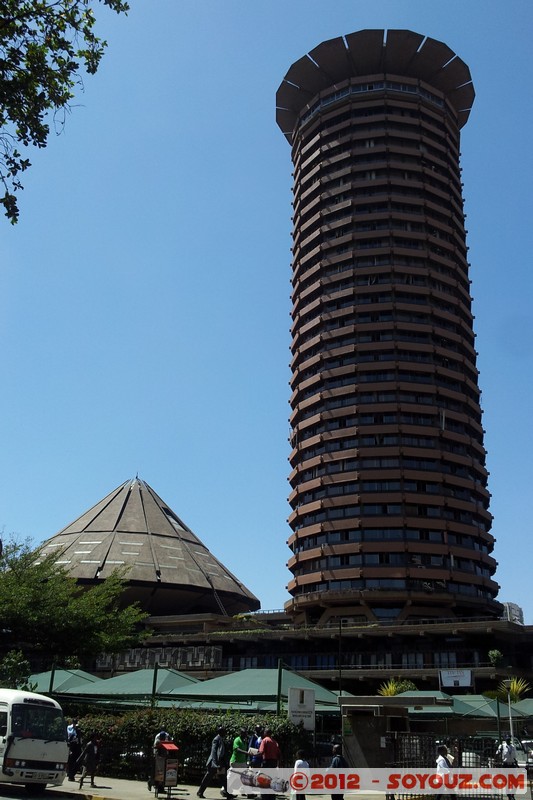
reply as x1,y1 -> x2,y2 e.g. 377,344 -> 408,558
153,741 -> 180,798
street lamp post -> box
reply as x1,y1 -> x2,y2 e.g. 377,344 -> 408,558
502,679 -> 514,741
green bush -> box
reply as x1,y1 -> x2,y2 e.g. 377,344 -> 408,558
68,707 -> 312,781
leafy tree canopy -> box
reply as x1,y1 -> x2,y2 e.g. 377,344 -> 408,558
0,648 -> 36,690
0,0 -> 129,223
0,538 -> 148,664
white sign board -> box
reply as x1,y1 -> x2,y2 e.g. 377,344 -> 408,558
288,687 -> 316,731
440,669 -> 472,688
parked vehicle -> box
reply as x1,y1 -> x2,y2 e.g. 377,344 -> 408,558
518,738 -> 533,774
0,688 -> 68,794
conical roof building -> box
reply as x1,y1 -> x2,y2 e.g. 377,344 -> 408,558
40,477 -> 259,616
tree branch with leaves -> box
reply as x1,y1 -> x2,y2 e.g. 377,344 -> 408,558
0,0 -> 129,223
0,537 -> 149,665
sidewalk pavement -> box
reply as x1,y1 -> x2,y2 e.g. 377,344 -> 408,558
46,778 -> 387,800
47,776 -> 196,800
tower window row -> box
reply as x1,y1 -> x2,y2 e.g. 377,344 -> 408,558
291,527 -> 491,551
294,350 -> 478,388
291,578 -> 496,601
298,117 -> 456,161
295,183 -> 464,230
295,195 -> 462,233
296,370 -> 480,406
296,99 -> 457,147
298,311 -> 474,346
293,479 -> 488,506
294,332 -> 476,371
292,390 -> 483,427
293,504 -> 489,531
296,435 -> 485,466
295,412 -> 482,439
294,258 -> 470,297
294,276 -> 472,317
292,553 -> 493,577
299,81 -> 446,128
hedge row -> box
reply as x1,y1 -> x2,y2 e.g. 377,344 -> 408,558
66,706 -> 313,782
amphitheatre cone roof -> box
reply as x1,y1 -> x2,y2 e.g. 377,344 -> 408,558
39,477 -> 260,616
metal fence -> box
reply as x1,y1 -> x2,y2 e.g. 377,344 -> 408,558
383,732 -> 522,800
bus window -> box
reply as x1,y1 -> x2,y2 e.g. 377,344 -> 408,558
0,712 -> 6,737
12,704 -> 65,741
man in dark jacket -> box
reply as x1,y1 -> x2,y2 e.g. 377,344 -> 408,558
197,727 -> 231,799
330,744 -> 348,800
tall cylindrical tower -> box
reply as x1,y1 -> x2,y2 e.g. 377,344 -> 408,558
276,30 -> 500,625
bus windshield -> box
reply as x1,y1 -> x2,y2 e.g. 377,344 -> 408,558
11,703 -> 66,741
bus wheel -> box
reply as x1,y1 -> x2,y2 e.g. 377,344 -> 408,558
25,784 -> 47,795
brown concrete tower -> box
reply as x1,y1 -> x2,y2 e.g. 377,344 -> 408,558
276,30 -> 500,625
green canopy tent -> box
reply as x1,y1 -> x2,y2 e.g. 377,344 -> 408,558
60,667 -> 199,704
512,699 -> 533,718
166,667 -> 342,711
458,694 -> 528,719
396,690 -> 529,725
29,668 -> 103,694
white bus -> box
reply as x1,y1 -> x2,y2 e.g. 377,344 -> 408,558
0,688 -> 68,794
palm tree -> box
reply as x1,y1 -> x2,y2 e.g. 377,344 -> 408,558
497,677 -> 531,703
377,678 -> 418,696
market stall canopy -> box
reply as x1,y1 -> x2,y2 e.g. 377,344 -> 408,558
511,699 -> 533,717
61,667 -> 199,698
167,667 -> 340,707
29,668 -> 102,694
397,690 -> 529,719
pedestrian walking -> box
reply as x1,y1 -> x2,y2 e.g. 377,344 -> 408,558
197,726 -> 232,799
248,725 -> 263,768
293,749 -> 309,800
231,728 -> 249,769
435,744 -> 455,800
66,718 -> 82,781
258,729 -> 281,768
497,737 -> 518,766
258,731 -> 281,800
329,744 -> 348,800
78,731 -> 100,789
496,738 -> 518,800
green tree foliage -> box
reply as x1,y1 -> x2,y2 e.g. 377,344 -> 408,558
0,649 -> 36,689
377,678 -> 418,696
0,0 -> 129,223
0,538 -> 148,663
488,649 -> 504,667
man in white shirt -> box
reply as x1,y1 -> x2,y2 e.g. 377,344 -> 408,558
496,738 -> 517,800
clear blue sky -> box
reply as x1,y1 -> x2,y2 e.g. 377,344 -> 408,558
1,0 -> 532,620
